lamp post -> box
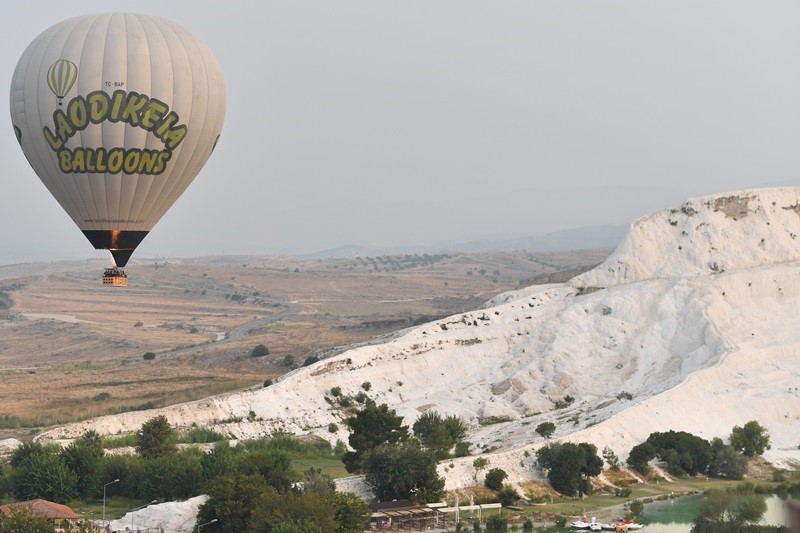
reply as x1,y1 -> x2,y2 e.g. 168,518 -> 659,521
130,500 -> 157,532
102,478 -> 120,530
196,518 -> 218,532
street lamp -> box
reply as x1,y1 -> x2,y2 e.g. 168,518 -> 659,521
196,518 -> 218,532
102,478 -> 120,530
130,500 -> 157,532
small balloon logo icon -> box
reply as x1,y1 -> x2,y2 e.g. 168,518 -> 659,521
47,59 -> 78,106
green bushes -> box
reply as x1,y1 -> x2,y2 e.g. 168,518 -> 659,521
143,352 -> 156,360
251,344 -> 269,357
484,468 -> 507,490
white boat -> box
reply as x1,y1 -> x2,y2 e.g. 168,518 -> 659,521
570,517 -> 593,529
572,517 -> 604,530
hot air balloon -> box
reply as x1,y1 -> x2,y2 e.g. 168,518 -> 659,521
10,13 -> 226,283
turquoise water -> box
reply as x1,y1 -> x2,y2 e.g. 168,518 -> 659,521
529,493 -> 796,532
639,493 -> 796,533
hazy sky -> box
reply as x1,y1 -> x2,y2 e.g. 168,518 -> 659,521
2,1 -> 800,264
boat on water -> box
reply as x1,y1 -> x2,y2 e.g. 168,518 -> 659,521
571,517 -> 606,530
613,520 -> 644,531
571,516 -> 644,531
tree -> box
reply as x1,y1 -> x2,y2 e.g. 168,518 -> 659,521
484,468 -> 507,491
99,453 -> 143,499
602,446 -> 620,470
139,449 -> 204,500
202,440 -> 236,483
535,442 -> 601,497
235,449 -> 298,492
13,449 -> 78,503
535,422 -> 556,439
645,431 -> 712,476
343,401 -> 409,473
302,467 -> 335,498
328,492 -> 371,533
197,473 -> 273,533
136,415 -> 177,459
412,411 -> 467,460
628,500 -> 644,519
61,430 -> 104,498
362,441 -> 445,503
251,344 -> 269,357
627,442 -> 655,475
730,421 -> 770,457
709,438 -> 747,480
246,489 -> 338,533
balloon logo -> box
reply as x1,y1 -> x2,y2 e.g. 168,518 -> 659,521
46,59 -> 77,106
10,13 -> 226,269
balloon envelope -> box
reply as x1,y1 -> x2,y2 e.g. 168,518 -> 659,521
10,13 -> 226,266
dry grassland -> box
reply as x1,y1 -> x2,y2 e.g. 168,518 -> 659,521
0,249 -> 609,436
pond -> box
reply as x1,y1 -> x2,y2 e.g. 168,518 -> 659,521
528,493 -> 796,532
638,493 -> 796,532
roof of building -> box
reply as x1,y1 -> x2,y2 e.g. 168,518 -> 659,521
0,499 -> 79,520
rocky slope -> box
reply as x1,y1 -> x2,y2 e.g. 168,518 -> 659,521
39,187 -> 800,489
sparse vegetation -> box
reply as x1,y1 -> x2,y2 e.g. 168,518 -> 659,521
143,352 -> 156,360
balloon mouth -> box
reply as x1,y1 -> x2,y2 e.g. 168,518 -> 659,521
82,230 -> 148,267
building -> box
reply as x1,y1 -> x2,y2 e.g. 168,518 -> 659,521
0,499 -> 79,531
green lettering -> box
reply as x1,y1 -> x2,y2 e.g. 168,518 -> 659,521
123,149 -> 141,173
120,93 -> 148,126
107,148 -> 124,173
59,150 -> 71,172
71,149 -> 85,172
141,99 -> 168,129
88,91 -> 110,123
67,96 -> 88,131
43,127 -> 63,150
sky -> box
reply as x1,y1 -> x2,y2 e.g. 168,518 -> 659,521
2,1 -> 800,265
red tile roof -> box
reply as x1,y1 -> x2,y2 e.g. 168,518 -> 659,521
0,499 -> 79,520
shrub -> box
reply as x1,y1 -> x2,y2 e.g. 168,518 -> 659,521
473,457 -> 489,471
454,442 -> 471,457
328,423 -> 339,433
535,422 -> 556,439
134,321 -> 143,327
497,485 -> 519,507
303,356 -> 319,367
361,382 -> 372,391
484,468 -> 508,491
251,344 -> 269,357
485,515 -> 507,531
93,392 -> 111,402
263,379 -> 273,387
283,355 -> 296,367
143,352 -> 156,360
330,386 -> 342,397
